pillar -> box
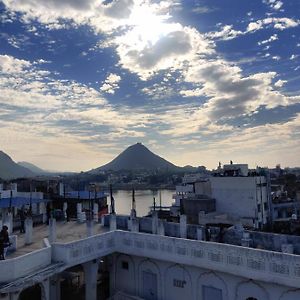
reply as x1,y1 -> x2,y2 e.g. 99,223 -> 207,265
49,218 -> 56,243
86,219 -> 94,237
152,211 -> 158,234
9,291 -> 19,300
131,218 -> 139,232
5,212 -> 13,235
110,214 -> 117,231
180,214 -> 187,238
197,227 -> 204,240
93,203 -> 99,222
77,203 -> 82,222
42,203 -> 47,224
41,279 -> 50,300
83,260 -> 98,300
25,218 -> 33,245
50,275 -> 61,300
157,219 -> 165,236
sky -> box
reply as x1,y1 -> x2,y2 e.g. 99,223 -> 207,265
0,0 -> 299,172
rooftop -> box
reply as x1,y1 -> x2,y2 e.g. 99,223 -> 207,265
7,220 -> 108,259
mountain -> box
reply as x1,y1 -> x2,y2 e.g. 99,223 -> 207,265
18,161 -> 47,174
0,151 -> 35,180
92,143 -> 179,172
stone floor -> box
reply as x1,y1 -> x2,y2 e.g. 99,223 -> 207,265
7,220 -> 108,259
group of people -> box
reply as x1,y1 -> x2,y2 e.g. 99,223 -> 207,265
0,225 -> 11,260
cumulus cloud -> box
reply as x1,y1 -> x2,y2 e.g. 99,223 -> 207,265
100,73 -> 121,94
115,24 -> 214,79
274,79 -> 287,88
247,18 -> 299,32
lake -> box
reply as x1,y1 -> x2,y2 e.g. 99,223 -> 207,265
112,189 -> 175,216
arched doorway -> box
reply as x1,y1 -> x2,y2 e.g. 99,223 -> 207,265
19,284 -> 42,300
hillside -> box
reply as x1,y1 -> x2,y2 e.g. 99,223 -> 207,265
0,151 -> 34,180
18,161 -> 47,174
92,143 -> 179,172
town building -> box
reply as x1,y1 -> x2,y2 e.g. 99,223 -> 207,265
171,164 -> 271,229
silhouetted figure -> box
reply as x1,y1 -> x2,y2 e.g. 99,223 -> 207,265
0,226 -> 11,260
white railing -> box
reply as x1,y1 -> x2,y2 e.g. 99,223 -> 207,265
0,245 -> 51,282
2,229 -> 300,289
114,231 -> 300,289
52,230 -> 300,289
51,231 -> 116,266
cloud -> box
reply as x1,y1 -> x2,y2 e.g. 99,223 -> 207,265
104,0 -> 134,19
114,24 -> 214,79
0,54 -> 31,73
274,79 -> 287,88
0,55 -> 150,147
179,88 -> 203,97
100,73 -> 121,94
263,0 -> 283,10
206,18 -> 299,42
247,18 -> 299,32
258,34 -> 278,45
192,6 -> 216,14
1,0 -> 300,170
290,54 -> 298,60
205,25 -> 243,41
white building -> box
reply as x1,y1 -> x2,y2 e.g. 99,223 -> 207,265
172,164 -> 270,229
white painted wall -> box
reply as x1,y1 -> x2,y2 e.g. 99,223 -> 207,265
210,176 -> 268,223
112,253 -> 300,300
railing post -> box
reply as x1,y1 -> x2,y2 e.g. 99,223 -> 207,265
110,214 -> 117,231
25,217 -> 33,245
152,211 -> 158,234
180,214 -> 187,238
157,219 -> 165,236
49,218 -> 57,243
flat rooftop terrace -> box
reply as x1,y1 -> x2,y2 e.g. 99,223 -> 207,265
7,220 -> 108,259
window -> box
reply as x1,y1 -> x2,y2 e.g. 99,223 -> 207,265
246,298 -> 258,300
122,261 -> 129,270
202,286 -> 222,300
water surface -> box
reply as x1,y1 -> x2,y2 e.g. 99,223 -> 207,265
113,189 -> 174,216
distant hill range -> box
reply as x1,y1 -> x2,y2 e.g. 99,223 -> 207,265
18,161 -> 47,175
90,143 -> 196,173
0,151 -> 35,180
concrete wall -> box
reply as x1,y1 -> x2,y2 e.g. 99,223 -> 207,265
194,181 -> 212,197
111,253 -> 300,300
0,245 -> 51,282
210,176 -> 267,221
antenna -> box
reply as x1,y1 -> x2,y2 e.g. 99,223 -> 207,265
132,186 -> 136,211
159,190 -> 162,210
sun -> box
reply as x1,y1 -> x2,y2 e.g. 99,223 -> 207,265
127,5 -> 178,46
